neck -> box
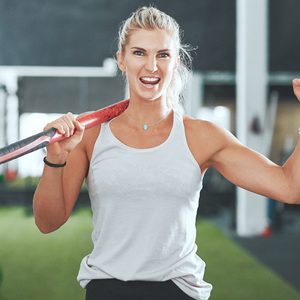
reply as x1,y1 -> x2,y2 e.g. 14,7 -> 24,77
124,95 -> 172,131
125,95 -> 171,122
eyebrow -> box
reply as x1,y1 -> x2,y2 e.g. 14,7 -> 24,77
130,47 -> 171,52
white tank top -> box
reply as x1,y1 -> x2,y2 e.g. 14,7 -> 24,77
77,111 -> 212,300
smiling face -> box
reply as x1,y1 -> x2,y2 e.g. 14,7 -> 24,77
117,29 -> 179,102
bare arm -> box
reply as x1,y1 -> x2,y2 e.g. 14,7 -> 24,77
33,113 -> 87,233
204,79 -> 300,204
209,131 -> 300,204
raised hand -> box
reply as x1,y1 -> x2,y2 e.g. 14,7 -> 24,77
292,78 -> 300,102
43,113 -> 85,162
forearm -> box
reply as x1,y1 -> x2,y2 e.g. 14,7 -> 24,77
33,113 -> 86,233
33,156 -> 68,233
282,137 -> 300,203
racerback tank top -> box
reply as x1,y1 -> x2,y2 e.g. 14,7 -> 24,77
77,110 -> 212,300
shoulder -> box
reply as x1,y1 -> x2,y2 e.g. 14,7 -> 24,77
76,111 -> 103,156
81,123 -> 102,162
182,115 -> 239,169
182,114 -> 228,140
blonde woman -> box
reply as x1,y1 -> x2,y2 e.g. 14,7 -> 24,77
33,6 -> 300,300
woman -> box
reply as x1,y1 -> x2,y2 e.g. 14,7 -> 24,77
33,6 -> 300,300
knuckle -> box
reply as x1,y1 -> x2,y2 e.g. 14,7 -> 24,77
67,112 -> 74,118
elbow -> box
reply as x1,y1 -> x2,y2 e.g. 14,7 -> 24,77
35,221 -> 57,234
33,205 -> 68,234
289,197 -> 300,205
37,226 -> 54,234
284,191 -> 300,205
276,180 -> 300,204
34,218 -> 66,234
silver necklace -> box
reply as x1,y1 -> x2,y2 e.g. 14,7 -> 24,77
125,109 -> 172,131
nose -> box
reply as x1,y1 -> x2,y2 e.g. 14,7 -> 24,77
145,55 -> 158,72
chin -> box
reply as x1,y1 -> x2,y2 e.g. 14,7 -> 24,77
141,94 -> 163,102
139,88 -> 166,101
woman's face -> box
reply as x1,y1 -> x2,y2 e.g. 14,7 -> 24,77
117,29 -> 179,102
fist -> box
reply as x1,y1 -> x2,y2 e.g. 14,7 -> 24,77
292,78 -> 300,102
44,113 -> 85,158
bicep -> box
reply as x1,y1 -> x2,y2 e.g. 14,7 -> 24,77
62,143 -> 89,217
210,133 -> 289,202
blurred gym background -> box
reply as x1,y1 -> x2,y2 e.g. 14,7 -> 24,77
0,0 -> 299,299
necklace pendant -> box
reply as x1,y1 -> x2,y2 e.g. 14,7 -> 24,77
143,123 -> 149,131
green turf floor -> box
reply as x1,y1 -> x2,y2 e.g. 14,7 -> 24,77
0,207 -> 299,300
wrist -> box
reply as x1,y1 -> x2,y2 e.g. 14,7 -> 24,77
45,152 -> 68,165
43,156 -> 66,168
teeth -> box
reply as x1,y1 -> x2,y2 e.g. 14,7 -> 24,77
140,77 -> 160,84
141,77 -> 159,81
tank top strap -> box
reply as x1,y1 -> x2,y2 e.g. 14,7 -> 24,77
171,110 -> 189,147
96,120 -> 112,145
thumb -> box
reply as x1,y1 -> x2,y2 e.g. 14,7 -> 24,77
73,120 -> 85,137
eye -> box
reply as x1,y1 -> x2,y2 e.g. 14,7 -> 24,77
133,50 -> 144,56
158,52 -> 170,58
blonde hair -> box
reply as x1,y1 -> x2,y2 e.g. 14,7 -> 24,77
118,6 -> 192,112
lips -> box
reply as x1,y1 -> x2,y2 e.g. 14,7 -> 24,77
139,76 -> 161,85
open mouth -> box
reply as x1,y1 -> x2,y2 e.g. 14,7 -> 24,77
139,76 -> 161,85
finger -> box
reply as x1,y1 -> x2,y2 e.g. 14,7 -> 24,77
43,113 -> 78,137
72,120 -> 85,138
293,78 -> 300,88
43,123 -> 51,131
62,113 -> 76,135
292,79 -> 300,99
293,78 -> 300,83
75,120 -> 85,131
53,122 -> 67,136
47,120 -> 70,136
48,114 -> 75,136
43,122 -> 65,134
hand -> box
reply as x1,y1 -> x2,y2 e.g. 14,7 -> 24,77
292,78 -> 300,102
44,113 -> 85,162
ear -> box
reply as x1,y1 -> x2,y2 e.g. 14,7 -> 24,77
116,51 -> 126,73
